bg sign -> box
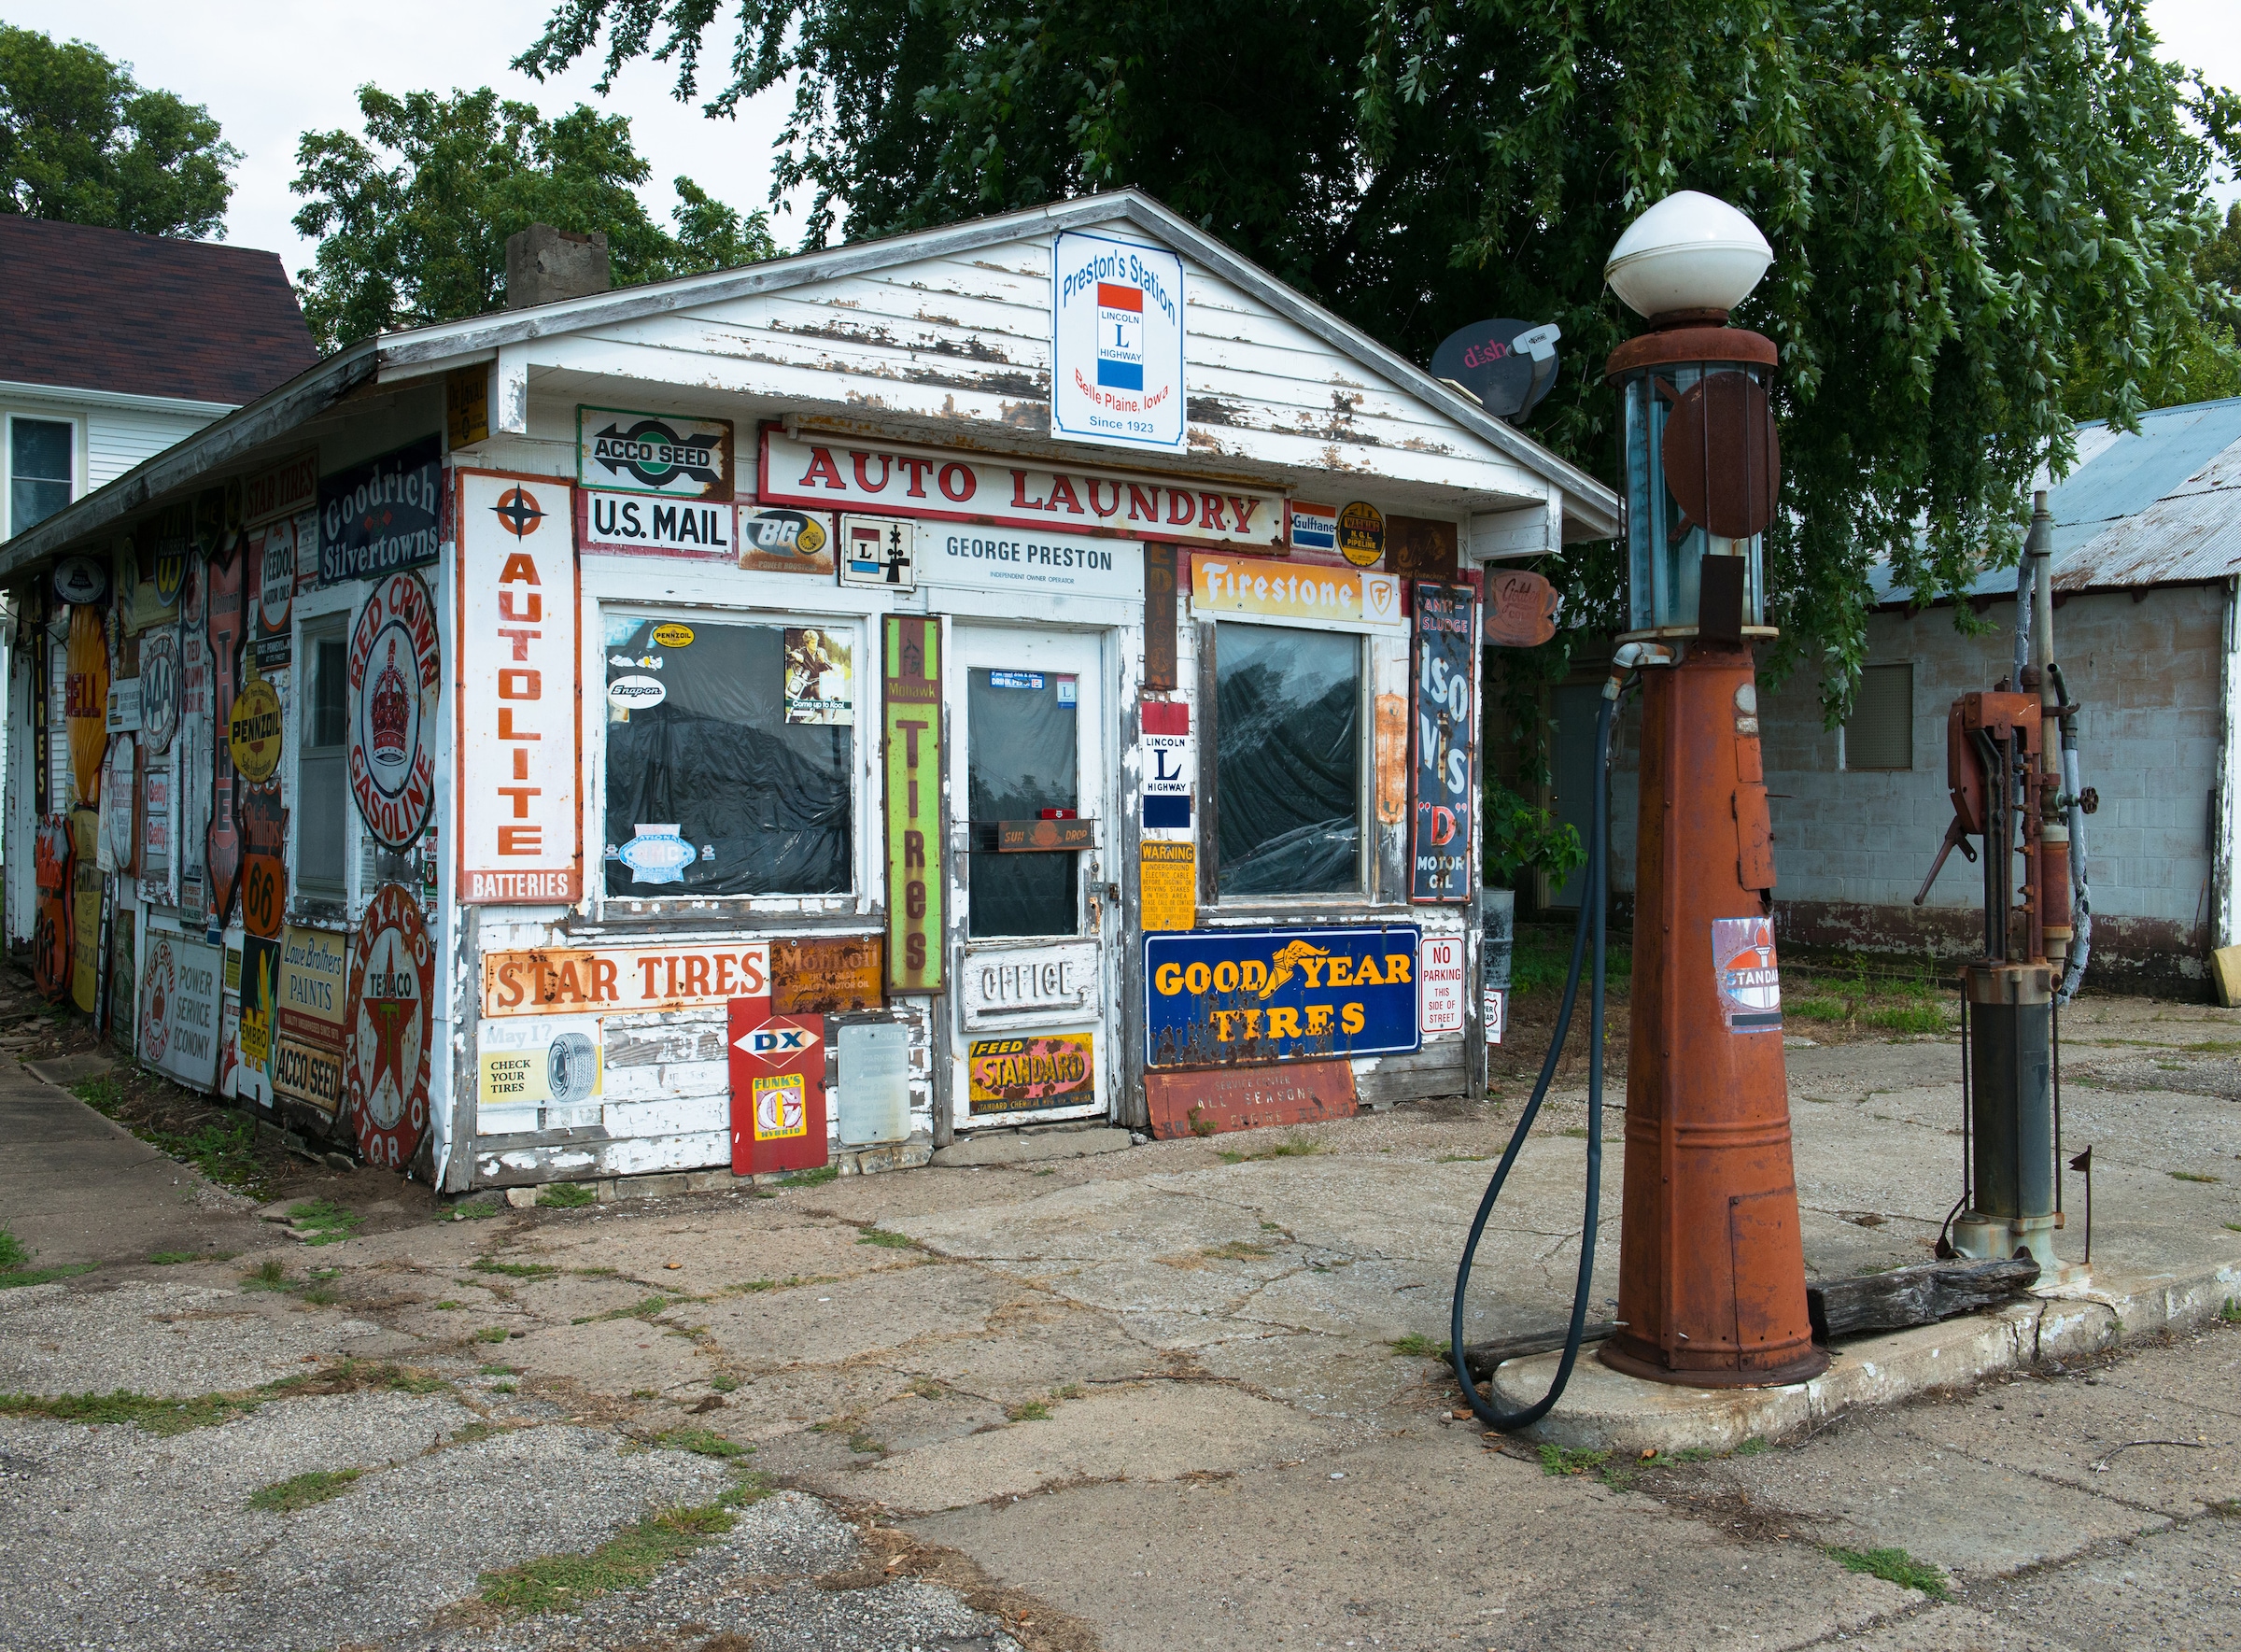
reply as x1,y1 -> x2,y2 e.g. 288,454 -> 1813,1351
1051,230 -> 1185,452
1145,925 -> 1420,1068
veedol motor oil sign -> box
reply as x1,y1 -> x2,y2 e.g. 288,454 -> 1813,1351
1050,230 -> 1185,452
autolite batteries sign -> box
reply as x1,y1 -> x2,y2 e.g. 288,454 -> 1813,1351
1050,230 -> 1186,451
1145,925 -> 1420,1068
757,430 -> 1281,548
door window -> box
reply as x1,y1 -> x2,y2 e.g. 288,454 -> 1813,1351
1214,623 -> 1360,897
967,668 -> 1078,937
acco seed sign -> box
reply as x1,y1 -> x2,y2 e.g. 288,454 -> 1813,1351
758,429 -> 1282,547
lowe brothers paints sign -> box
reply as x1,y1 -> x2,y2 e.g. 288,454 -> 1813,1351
1050,230 -> 1186,451
1145,925 -> 1420,1068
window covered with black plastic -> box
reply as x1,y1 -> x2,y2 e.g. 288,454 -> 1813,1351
603,618 -> 853,897
967,668 -> 1078,937
1215,623 -> 1360,896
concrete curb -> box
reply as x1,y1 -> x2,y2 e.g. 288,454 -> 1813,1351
1490,1255 -> 2241,1454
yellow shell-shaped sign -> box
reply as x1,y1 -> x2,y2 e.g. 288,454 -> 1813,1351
229,676 -> 285,783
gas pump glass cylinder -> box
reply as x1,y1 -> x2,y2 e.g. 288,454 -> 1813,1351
1614,345 -> 1779,635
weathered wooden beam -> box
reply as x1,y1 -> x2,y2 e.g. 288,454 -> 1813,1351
1461,1321 -> 1623,1379
1808,1259 -> 2039,1344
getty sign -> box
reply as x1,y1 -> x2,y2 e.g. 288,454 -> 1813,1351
1051,230 -> 1185,453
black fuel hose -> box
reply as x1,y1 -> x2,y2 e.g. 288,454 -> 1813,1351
1449,685 -> 1614,1433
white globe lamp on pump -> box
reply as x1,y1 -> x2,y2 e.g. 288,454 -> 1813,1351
1603,190 -> 1773,323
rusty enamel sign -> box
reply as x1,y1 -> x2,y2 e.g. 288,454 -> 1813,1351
482,941 -> 772,1017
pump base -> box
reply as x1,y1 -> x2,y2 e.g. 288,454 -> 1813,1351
1950,1211 -> 2068,1275
1596,1338 -> 1827,1390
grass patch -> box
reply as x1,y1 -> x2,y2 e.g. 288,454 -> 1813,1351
148,1250 -> 236,1265
657,1427 -> 746,1459
1203,1239 -> 1276,1261
1561,1126 -> 1590,1139
1788,995 -> 1851,1023
68,1079 -> 267,1195
0,1388 -> 255,1434
472,1257 -> 560,1278
571,1295 -> 671,1326
856,1228 -> 915,1249
2170,1170 -> 2222,1184
444,1199 -> 502,1221
711,1374 -> 740,1393
478,1501 -> 740,1614
1005,1400 -> 1052,1422
1387,1334 -> 1449,1360
474,1327 -> 512,1344
1216,1135 -> 1325,1165
1863,1002 -> 1951,1035
2220,1297 -> 2240,1324
288,1200 -> 362,1247
0,1227 -> 97,1290
1826,1545 -> 1951,1600
781,1165 -> 839,1188
1734,1437 -> 1770,1457
247,1468 -> 363,1512
434,1300 -> 463,1310
539,1182 -> 599,1209
241,1259 -> 291,1292
1538,1444 -> 1611,1476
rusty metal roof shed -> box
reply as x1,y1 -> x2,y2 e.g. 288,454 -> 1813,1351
1872,395 -> 2241,604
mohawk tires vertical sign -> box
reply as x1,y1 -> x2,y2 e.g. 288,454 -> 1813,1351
1408,583 -> 1476,902
883,616 -> 942,992
1050,230 -> 1186,452
576,407 -> 734,500
458,471 -> 581,904
349,572 -> 440,850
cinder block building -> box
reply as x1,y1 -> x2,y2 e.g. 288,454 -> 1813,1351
1598,395 -> 2241,995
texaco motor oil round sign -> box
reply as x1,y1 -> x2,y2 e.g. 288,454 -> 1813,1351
343,882 -> 436,1168
347,572 -> 439,849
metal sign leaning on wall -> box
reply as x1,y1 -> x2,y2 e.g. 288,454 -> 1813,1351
456,470 -> 581,904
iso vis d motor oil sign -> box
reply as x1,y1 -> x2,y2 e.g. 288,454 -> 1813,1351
457,472 -> 581,904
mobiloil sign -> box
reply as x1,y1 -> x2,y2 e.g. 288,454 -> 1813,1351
1145,926 -> 1420,1067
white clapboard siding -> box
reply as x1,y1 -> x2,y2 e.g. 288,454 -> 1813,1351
86,404 -> 218,488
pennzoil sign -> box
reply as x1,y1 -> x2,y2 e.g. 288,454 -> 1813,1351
577,406 -> 734,501
1145,925 -> 1420,1068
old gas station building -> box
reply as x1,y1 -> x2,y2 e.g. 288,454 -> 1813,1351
1,191 -> 1617,1195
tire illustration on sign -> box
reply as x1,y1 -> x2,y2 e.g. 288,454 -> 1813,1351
343,882 -> 436,1168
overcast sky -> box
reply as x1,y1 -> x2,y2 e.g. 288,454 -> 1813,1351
10,0 -> 2239,275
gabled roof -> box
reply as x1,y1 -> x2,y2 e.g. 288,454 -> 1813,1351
0,189 -> 1618,576
0,216 -> 317,405
1871,396 -> 2241,604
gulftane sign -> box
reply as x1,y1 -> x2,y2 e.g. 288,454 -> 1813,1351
1145,925 -> 1421,1068
1051,230 -> 1186,451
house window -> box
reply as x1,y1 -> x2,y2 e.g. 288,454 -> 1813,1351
1845,663 -> 1913,771
602,616 -> 854,898
1214,621 -> 1361,897
297,628 -> 351,899
8,417 -> 75,536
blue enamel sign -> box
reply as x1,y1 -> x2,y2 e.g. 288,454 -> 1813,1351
1145,925 -> 1420,1068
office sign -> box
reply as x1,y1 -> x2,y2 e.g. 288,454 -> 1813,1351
1050,229 -> 1186,451
1408,583 -> 1475,902
961,939 -> 1097,1028
343,883 -> 437,1168
458,471 -> 581,904
758,429 -> 1281,548
882,615 -> 943,992
1145,925 -> 1421,1068
1191,554 -> 1404,629
319,435 -> 441,583
348,571 -> 440,849
577,406 -> 734,501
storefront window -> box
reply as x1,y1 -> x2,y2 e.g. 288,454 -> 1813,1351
1214,622 -> 1360,897
602,616 -> 853,898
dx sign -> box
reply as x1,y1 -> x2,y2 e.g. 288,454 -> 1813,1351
733,1021 -> 822,1063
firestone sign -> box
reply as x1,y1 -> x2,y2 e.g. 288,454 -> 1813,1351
1050,230 -> 1186,452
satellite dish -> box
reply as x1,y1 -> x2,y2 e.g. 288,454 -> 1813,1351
1431,318 -> 1562,422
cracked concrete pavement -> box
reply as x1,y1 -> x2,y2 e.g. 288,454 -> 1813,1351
0,991 -> 2237,1650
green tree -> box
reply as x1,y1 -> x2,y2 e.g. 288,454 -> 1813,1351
290,86 -> 777,352
521,0 -> 2237,724
0,24 -> 236,237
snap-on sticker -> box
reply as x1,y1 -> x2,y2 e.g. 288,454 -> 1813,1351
1712,916 -> 1783,1033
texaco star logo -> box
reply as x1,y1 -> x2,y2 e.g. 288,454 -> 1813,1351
492,487 -> 544,538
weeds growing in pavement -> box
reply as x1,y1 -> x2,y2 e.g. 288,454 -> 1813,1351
780,1165 -> 839,1188
248,1469 -> 363,1512
855,1228 -> 914,1249
288,1201 -> 362,1244
476,1476 -> 773,1615
656,1427 -> 747,1459
148,1250 -> 236,1265
1387,1334 -> 1449,1359
540,1182 -> 599,1208
472,1257 -> 559,1278
0,1229 -> 97,1289
1826,1546 -> 1951,1600
1538,1445 -> 1611,1476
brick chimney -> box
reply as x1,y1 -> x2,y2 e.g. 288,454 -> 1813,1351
505,224 -> 611,309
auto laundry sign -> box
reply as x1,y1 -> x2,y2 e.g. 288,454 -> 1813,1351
758,430 -> 1280,549
1050,229 -> 1186,452
578,406 -> 734,501
458,471 -> 581,904
1145,925 -> 1421,1068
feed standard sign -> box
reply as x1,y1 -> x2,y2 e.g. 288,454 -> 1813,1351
1051,231 -> 1185,453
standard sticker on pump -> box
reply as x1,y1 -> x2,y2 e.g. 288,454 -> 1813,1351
1712,916 -> 1783,1033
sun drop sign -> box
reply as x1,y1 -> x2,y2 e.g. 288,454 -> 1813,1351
1051,230 -> 1185,452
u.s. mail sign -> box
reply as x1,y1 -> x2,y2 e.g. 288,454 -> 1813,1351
1051,231 -> 1185,453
